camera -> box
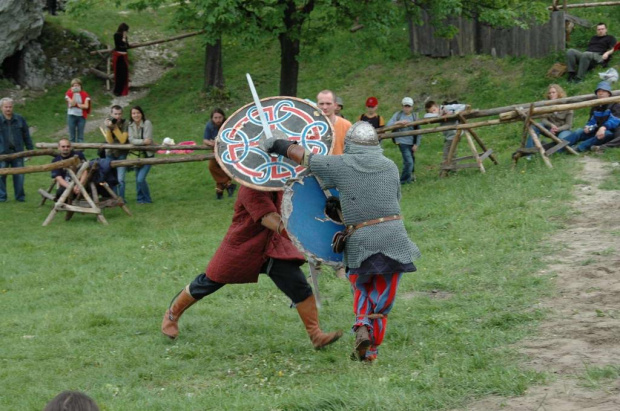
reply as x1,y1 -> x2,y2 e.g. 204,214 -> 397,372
107,117 -> 118,125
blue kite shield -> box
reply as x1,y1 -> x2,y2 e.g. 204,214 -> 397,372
281,174 -> 344,267
214,96 -> 334,191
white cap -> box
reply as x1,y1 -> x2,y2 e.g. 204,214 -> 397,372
401,97 -> 414,106
162,137 -> 175,146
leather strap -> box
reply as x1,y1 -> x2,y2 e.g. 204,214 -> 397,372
348,215 -> 401,232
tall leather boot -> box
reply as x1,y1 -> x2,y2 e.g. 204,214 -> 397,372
296,295 -> 342,349
161,286 -> 197,339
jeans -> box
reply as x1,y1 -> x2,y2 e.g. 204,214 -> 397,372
564,128 -> 615,152
67,114 -> 86,143
136,165 -> 152,203
0,158 -> 25,201
398,144 -> 414,184
525,125 -> 572,149
566,49 -> 603,80
108,153 -> 127,201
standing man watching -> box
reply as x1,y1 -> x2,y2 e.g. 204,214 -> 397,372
0,97 -> 33,202
566,23 -> 616,83
103,105 -> 129,201
317,90 -> 351,155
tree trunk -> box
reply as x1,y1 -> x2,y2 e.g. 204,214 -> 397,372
204,37 -> 224,90
278,33 -> 300,97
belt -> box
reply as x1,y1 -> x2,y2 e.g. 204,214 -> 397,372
347,215 -> 401,232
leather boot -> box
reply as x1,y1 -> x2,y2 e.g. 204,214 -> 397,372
161,286 -> 197,339
352,325 -> 371,361
296,295 -> 342,349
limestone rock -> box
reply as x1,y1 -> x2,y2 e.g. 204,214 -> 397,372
0,0 -> 44,64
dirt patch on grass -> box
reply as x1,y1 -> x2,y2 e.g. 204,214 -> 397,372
454,156 -> 620,411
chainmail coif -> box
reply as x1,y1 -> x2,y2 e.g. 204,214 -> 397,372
308,143 -> 421,269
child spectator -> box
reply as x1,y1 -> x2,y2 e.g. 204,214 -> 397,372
358,97 -> 385,129
387,97 -> 419,183
424,101 -> 467,164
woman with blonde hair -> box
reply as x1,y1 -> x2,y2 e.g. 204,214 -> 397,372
525,84 -> 573,155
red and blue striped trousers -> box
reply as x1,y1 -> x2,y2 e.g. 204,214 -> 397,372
348,272 -> 403,359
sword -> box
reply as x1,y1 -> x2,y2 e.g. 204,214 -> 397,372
308,261 -> 322,309
246,73 -> 274,143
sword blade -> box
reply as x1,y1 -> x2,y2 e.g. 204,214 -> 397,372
246,73 -> 273,140
308,262 -> 322,309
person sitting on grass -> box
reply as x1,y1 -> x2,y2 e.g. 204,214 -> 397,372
562,81 -> 620,152
566,22 -> 616,83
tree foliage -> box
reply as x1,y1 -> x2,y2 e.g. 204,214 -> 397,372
66,0 -> 554,94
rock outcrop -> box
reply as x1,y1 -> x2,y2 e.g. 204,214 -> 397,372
0,0 -> 44,64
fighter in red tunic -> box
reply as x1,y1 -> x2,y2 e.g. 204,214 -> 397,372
161,186 -> 342,349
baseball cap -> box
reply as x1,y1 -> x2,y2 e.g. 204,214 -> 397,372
401,97 -> 414,106
335,96 -> 344,107
366,96 -> 378,107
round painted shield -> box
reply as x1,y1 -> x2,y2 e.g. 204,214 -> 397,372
281,174 -> 344,267
214,96 -> 333,191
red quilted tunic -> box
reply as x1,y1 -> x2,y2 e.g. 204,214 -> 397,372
206,186 -> 305,283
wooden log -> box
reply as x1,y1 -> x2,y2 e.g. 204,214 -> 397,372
377,91 -> 620,134
0,156 -> 79,176
378,118 -> 507,139
531,119 -> 579,156
35,142 -> 213,151
0,149 -> 56,161
548,1 -> 620,9
89,67 -> 113,80
90,30 -> 206,55
528,125 -> 553,169
499,95 -> 620,121
110,154 -> 213,168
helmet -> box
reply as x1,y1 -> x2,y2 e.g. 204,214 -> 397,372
595,81 -> 613,95
345,121 -> 379,146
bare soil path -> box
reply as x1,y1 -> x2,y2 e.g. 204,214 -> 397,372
455,156 -> 620,411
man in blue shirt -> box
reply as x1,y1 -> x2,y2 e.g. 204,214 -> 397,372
0,97 -> 34,202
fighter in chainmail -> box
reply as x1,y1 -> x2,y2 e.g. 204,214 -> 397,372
266,121 -> 421,362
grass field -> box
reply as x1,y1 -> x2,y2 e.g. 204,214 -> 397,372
1,2 -> 620,410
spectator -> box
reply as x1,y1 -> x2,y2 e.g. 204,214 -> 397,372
44,390 -> 99,411
203,108 -> 236,199
113,23 -> 130,96
358,96 -> 385,129
316,90 -> 351,155
335,96 -> 345,118
566,22 -> 616,83
128,105 -> 155,204
424,100 -> 468,164
563,81 -> 620,152
524,85 -> 573,158
0,97 -> 33,202
51,138 -> 87,200
387,97 -> 419,184
65,78 -> 91,143
103,105 -> 129,201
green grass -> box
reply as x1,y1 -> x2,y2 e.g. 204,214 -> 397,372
1,1 -> 620,410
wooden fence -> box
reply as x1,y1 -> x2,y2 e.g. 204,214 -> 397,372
408,11 -> 566,58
